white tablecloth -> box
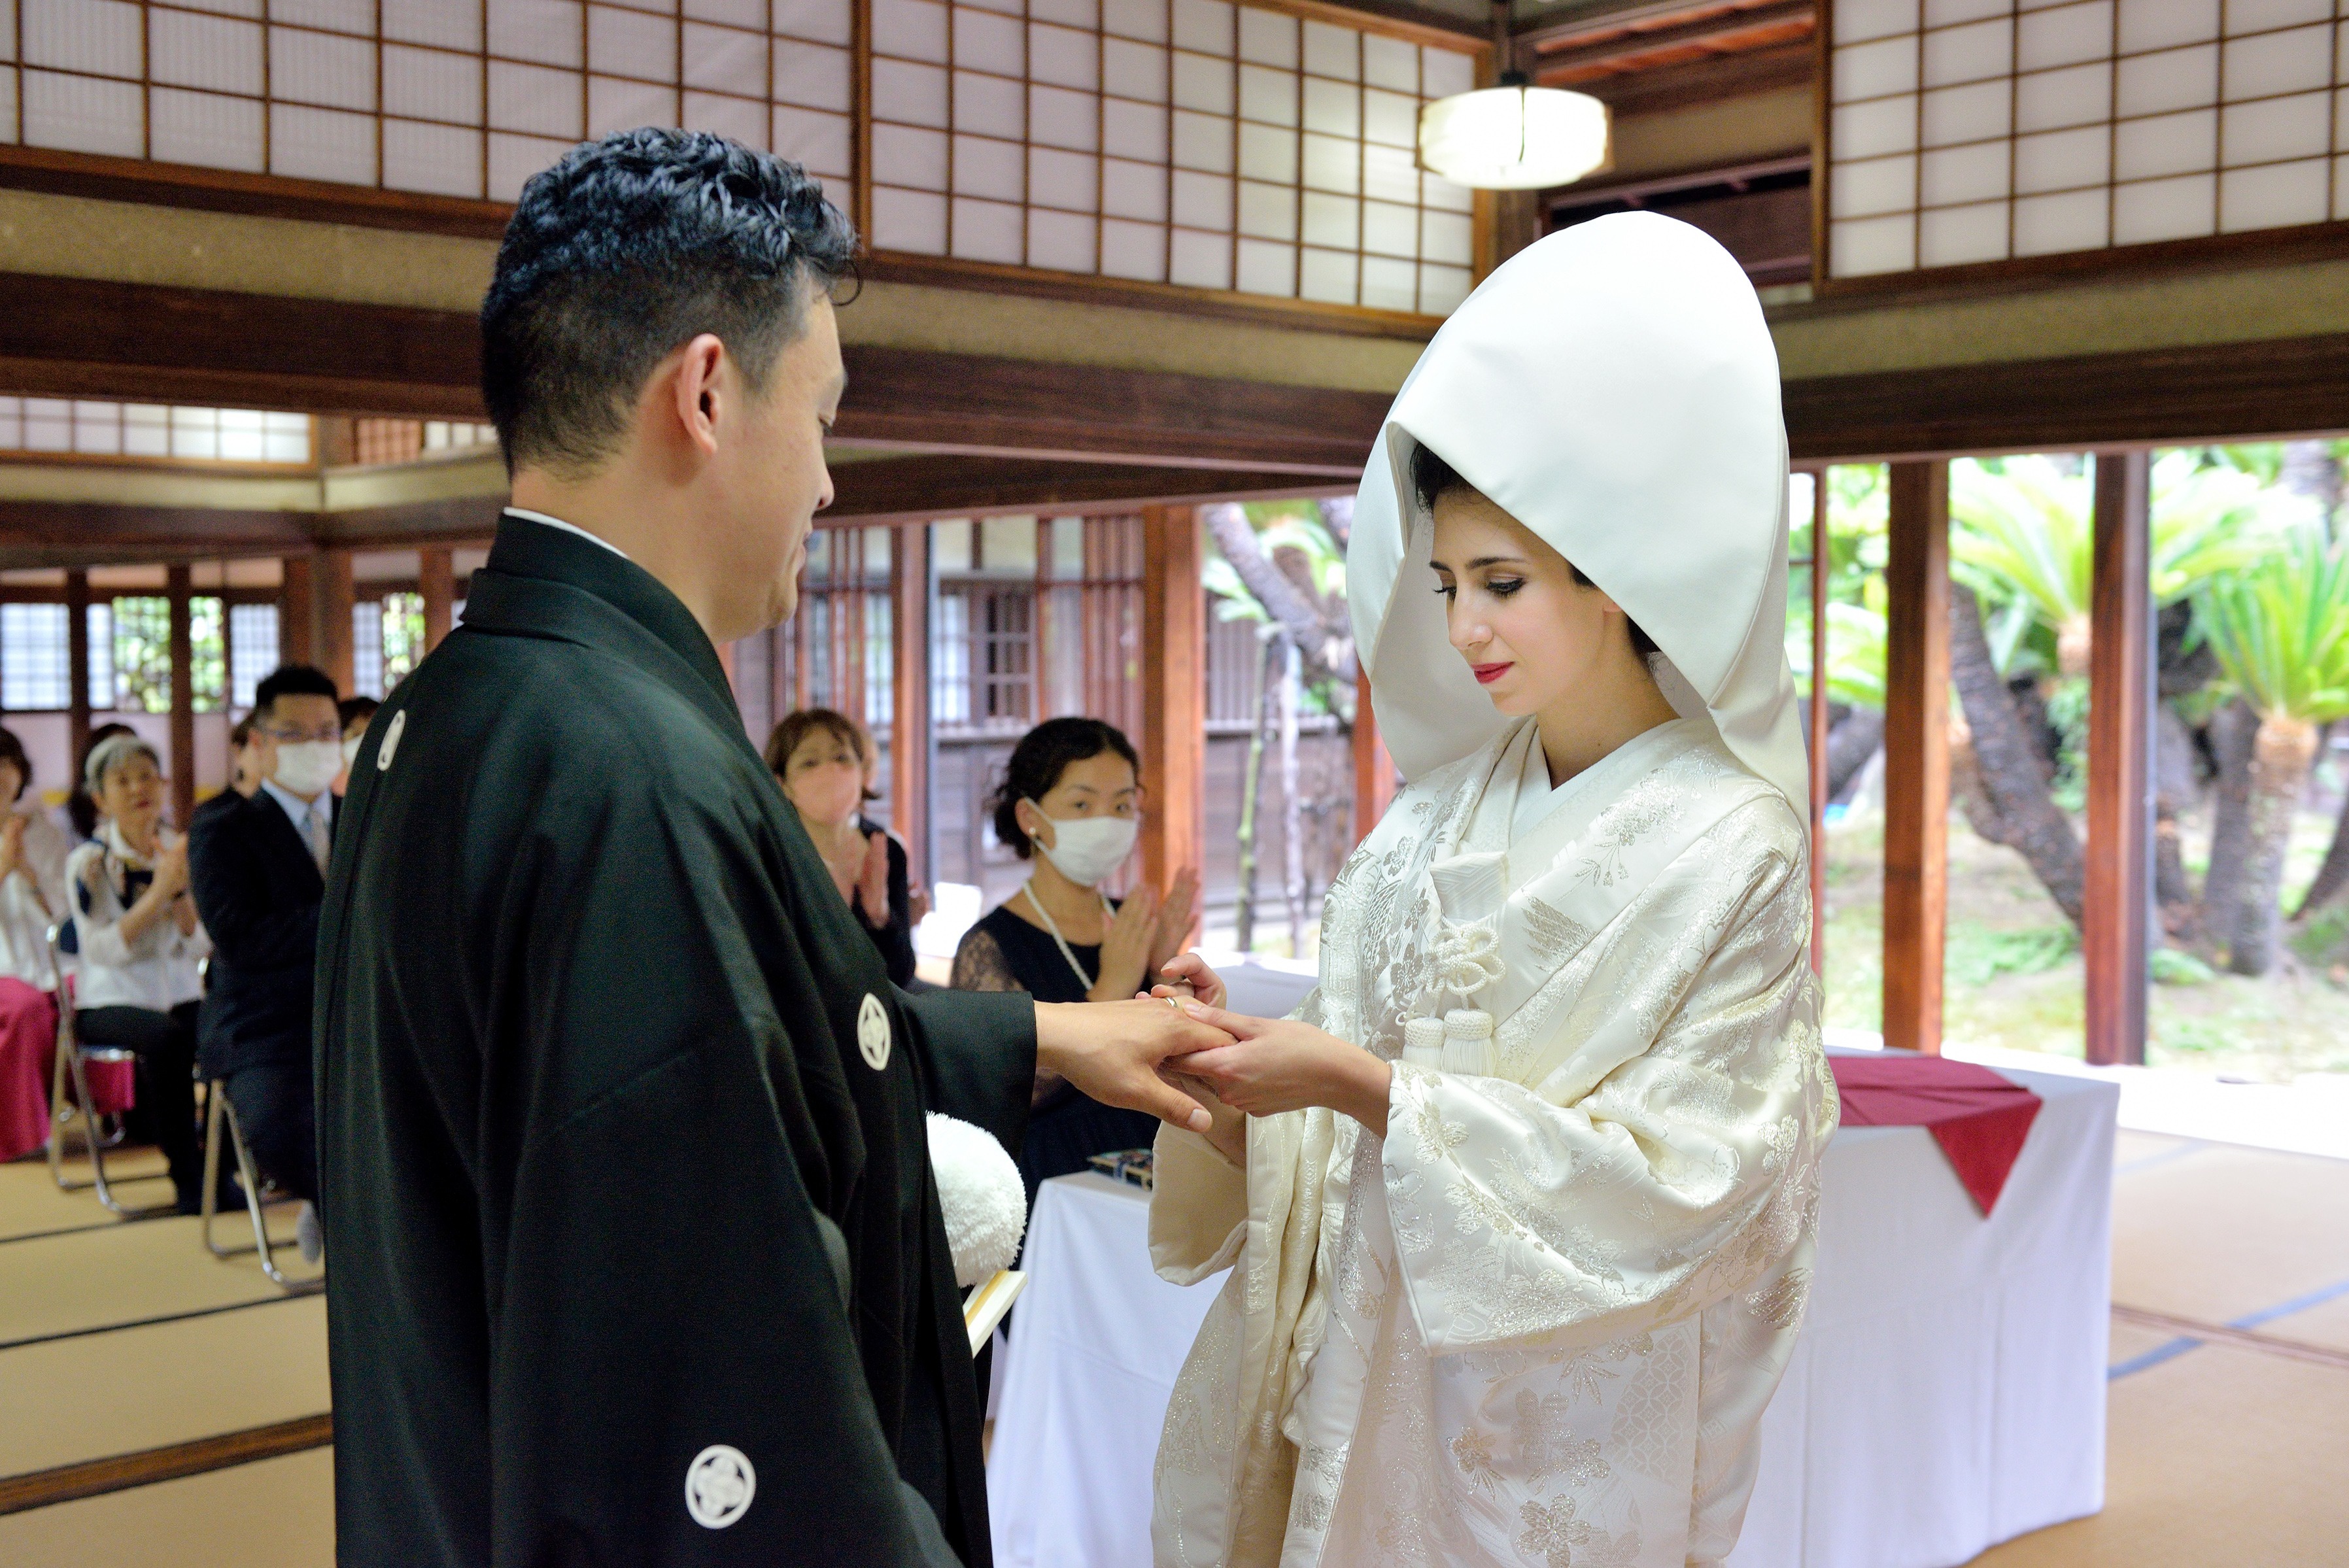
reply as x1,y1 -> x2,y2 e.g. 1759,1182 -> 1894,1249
989,1060 -> 2118,1568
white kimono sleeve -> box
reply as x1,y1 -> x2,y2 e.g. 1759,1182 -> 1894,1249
1379,806 -> 1826,1356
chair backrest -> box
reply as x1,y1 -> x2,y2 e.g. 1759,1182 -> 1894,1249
46,924 -> 76,1017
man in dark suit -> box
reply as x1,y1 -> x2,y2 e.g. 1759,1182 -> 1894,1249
190,663 -> 344,1258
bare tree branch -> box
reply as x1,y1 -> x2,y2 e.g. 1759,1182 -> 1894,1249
1201,502 -> 1356,686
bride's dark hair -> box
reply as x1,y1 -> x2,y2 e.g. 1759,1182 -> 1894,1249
1410,441 -> 1658,660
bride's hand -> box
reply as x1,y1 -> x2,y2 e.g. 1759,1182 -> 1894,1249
1151,951 -> 1227,1010
1159,1067 -> 1246,1166
1169,1002 -> 1391,1138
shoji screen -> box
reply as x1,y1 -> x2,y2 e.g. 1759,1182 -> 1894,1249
1825,0 -> 2346,279
868,0 -> 1479,312
4,0 -> 854,201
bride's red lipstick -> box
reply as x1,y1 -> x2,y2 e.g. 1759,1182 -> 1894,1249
1471,661 -> 1512,685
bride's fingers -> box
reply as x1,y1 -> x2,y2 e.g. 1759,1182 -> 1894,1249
1176,1000 -> 1265,1040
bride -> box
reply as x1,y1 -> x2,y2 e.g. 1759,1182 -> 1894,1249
1147,214 -> 1837,1568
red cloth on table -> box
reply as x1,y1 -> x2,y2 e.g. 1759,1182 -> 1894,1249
0,977 -> 57,1162
1829,1053 -> 2043,1216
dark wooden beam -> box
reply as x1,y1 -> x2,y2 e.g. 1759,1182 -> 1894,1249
0,1412 -> 333,1516
823,454 -> 1351,524
1532,0 -> 1811,77
889,522 -> 931,889
0,274 -> 1392,470
167,564 -> 195,827
1550,40 -> 1812,111
1881,460 -> 1949,1056
1140,504 -> 1206,934
1783,331 -> 2349,462
2085,451 -> 2152,1068
834,347 -> 1384,474
65,568 -> 91,761
0,500 -> 313,565
280,555 -> 315,670
0,273 -> 485,418
1807,468 -> 1829,978
317,548 -> 355,697
419,547 -> 455,651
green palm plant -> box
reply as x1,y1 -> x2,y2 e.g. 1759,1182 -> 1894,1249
2194,525 -> 2349,976
1788,602 -> 1887,711
1950,454 -> 2290,677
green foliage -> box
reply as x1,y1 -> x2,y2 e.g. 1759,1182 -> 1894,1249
1948,454 -> 2293,653
2149,947 -> 2216,985
1946,923 -> 2078,987
2193,524 -> 2349,724
2042,673 -> 2090,811
1788,602 -> 1887,709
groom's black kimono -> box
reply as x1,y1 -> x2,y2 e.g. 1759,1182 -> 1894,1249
316,515 -> 1034,1566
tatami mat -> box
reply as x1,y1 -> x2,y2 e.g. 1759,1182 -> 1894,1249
0,1216 -> 319,1350
1969,1340 -> 2349,1567
0,1294 -> 326,1479
0,1148 -> 174,1243
2109,1139 -> 2349,1328
0,1446 -> 334,1567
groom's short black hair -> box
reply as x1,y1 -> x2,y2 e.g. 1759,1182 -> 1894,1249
482,128 -> 858,478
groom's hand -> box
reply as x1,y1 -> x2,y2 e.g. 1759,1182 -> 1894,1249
1167,1002 -> 1393,1136
1035,998 -> 1235,1133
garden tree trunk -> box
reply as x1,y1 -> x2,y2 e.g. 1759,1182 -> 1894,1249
1201,502 -> 1354,687
1317,496 -> 1353,549
1277,638 -> 1306,953
2295,786 -> 2349,921
1826,707 -> 1885,802
1949,584 -> 2087,926
2226,715 -> 2318,975
2153,704 -> 2203,940
2200,698 -> 2258,957
1947,709 -> 2011,849
2280,439 -> 2341,523
1231,630 -> 1277,952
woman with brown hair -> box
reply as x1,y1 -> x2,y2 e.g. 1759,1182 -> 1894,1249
766,707 -> 917,987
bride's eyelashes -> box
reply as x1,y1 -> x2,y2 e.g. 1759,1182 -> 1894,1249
1430,576 -> 1525,600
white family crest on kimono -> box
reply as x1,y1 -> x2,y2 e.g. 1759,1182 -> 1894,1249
1148,211 -> 1837,1568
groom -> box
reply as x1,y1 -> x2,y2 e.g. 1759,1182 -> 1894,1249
315,128 -> 1229,1567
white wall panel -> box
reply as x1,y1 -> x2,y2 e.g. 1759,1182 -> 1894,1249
1826,0 -> 2349,277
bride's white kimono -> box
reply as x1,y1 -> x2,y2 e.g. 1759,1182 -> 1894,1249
1149,214 -> 1837,1568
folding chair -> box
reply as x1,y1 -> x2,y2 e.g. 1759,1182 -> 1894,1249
199,1077 -> 316,1291
44,923 -> 173,1215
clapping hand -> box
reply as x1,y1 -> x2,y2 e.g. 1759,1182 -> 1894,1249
0,815 -> 24,885
854,829 -> 890,929
1147,868 -> 1199,976
1090,880 -> 1161,1002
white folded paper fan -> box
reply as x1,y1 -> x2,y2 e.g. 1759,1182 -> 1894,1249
926,1113 -> 1027,1287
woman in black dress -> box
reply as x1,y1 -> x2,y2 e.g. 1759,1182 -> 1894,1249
950,717 -> 1197,1201
766,708 -> 919,987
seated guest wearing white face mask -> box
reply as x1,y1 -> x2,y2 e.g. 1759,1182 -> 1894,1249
188,664 -> 342,1257
952,717 -> 1199,1199
68,734 -> 212,1212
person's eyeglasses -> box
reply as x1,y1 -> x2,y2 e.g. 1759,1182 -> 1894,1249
262,725 -> 343,745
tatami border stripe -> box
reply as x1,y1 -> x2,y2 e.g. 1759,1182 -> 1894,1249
0,1412 -> 332,1516
2109,1294 -> 2349,1380
0,1289 -> 318,1356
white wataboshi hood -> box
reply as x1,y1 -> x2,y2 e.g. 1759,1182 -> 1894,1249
1346,211 -> 1808,819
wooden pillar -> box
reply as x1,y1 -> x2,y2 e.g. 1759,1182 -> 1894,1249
1140,504 -> 1205,918
1882,461 -> 1950,1056
167,565 -> 195,830
1352,665 -> 1394,846
65,568 -> 91,762
419,547 -> 455,650
281,555 -> 315,669
317,547 -> 355,696
2085,449 -> 2153,1067
891,521 -> 931,887
1809,471 -> 1831,977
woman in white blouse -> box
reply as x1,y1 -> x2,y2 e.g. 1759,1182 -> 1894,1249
0,726 -> 71,989
65,732 -> 211,1212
